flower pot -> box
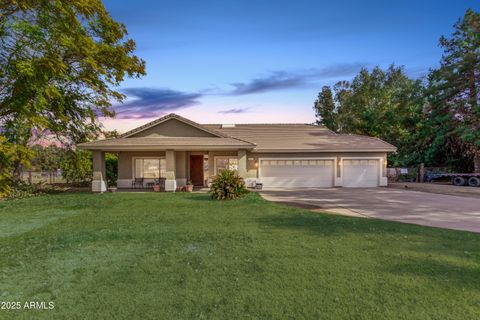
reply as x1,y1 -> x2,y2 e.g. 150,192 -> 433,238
153,184 -> 161,192
186,184 -> 194,192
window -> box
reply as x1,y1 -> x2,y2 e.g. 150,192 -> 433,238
215,157 -> 238,174
134,158 -> 166,178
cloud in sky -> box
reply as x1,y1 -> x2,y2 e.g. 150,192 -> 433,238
229,63 -> 366,95
114,88 -> 202,119
218,107 -> 252,114
111,63 -> 364,119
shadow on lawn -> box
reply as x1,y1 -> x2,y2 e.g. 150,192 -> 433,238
257,211 -> 480,289
385,256 -> 480,290
256,210 -> 430,237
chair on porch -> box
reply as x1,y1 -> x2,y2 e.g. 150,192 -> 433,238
158,177 -> 166,191
132,178 -> 144,189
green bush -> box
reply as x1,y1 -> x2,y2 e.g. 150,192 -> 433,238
210,170 -> 249,200
60,150 -> 92,186
0,136 -> 33,197
6,181 -> 65,200
105,153 -> 118,187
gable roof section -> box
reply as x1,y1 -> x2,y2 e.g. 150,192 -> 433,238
120,113 -> 228,138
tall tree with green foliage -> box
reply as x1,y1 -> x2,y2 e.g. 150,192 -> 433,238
0,136 -> 31,196
31,145 -> 63,172
313,86 -> 338,131
427,9 -> 480,172
0,0 -> 145,188
313,65 -> 426,166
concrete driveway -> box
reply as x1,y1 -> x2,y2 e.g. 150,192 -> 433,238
260,188 -> 480,233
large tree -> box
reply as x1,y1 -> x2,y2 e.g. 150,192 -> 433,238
313,65 -> 426,166
313,86 -> 338,132
427,9 -> 480,172
1,0 -> 145,143
0,0 -> 145,190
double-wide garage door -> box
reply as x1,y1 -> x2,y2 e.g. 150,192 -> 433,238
260,159 -> 334,188
259,158 -> 380,188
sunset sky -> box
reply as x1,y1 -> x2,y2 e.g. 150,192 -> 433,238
101,0 -> 479,133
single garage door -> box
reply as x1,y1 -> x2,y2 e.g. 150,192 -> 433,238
260,159 -> 334,188
343,159 -> 379,187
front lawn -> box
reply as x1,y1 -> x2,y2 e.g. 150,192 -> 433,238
0,192 -> 479,319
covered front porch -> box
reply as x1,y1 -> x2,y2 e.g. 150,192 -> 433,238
92,149 -> 250,192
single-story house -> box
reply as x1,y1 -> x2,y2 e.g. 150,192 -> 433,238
78,113 -> 396,191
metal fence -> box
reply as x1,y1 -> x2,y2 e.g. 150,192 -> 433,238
388,166 -> 457,182
387,167 -> 418,182
21,171 -> 66,184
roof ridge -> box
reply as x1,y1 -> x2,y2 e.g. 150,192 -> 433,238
226,135 -> 256,146
337,133 -> 395,147
203,123 -> 322,126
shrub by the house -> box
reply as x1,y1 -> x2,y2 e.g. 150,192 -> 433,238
60,150 -> 92,186
210,170 -> 249,200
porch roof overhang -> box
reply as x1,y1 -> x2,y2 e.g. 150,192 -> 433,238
77,137 -> 256,152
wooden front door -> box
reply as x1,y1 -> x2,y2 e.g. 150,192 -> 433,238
189,155 -> 204,186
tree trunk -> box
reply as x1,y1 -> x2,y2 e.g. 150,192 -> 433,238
12,159 -> 22,181
474,153 -> 480,173
419,163 -> 425,183
468,68 -> 477,107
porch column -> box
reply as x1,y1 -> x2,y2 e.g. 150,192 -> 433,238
165,150 -> 177,191
92,150 -> 107,192
175,151 -> 187,186
237,149 -> 247,178
208,152 -> 215,178
166,150 -> 176,174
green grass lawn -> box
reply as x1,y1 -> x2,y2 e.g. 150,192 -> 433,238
0,192 -> 479,319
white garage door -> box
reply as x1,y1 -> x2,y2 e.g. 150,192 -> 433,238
260,159 -> 334,188
343,159 -> 379,187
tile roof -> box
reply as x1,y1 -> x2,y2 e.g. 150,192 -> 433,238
78,114 -> 396,152
78,137 -> 255,151
203,124 -> 396,152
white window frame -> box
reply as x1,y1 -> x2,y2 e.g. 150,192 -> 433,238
213,156 -> 239,175
132,156 -> 166,179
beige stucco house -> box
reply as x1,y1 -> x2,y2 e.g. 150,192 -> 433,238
78,113 -> 396,192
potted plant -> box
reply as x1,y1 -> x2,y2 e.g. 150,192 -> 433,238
153,179 -> 161,192
186,180 -> 194,192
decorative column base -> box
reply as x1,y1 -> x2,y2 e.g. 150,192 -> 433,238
92,180 -> 107,193
165,179 -> 177,192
